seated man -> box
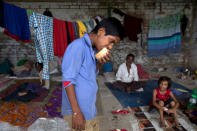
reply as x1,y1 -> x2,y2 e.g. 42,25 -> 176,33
113,54 -> 145,93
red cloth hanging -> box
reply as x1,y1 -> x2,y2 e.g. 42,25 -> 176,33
66,21 -> 75,43
124,15 -> 143,42
53,18 -> 68,57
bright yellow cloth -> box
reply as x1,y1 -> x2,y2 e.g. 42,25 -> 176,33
76,21 -> 87,38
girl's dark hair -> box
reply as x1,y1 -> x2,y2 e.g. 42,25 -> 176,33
91,17 -> 124,40
158,76 -> 171,89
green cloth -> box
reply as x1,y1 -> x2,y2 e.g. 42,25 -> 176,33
192,89 -> 197,99
149,13 -> 180,30
16,59 -> 27,66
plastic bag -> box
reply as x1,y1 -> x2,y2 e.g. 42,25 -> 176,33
0,122 -> 21,131
28,117 -> 70,131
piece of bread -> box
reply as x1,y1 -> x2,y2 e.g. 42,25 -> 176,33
164,107 -> 168,111
95,47 -> 108,59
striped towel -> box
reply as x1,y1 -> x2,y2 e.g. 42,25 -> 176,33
148,13 -> 181,56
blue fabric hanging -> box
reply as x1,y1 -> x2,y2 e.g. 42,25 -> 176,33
3,2 -> 31,42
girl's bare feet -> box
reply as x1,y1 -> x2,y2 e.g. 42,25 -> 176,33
160,121 -> 166,128
175,121 -> 183,131
175,125 -> 183,131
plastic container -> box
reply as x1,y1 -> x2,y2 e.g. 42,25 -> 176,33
103,62 -> 113,72
191,89 -> 197,98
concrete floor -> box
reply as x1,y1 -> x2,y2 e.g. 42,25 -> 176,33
96,65 -> 197,131
96,75 -> 134,131
0,66 -> 196,130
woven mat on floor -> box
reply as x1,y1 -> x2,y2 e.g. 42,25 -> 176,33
130,106 -> 197,131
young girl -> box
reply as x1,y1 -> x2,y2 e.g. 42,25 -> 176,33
151,76 -> 182,130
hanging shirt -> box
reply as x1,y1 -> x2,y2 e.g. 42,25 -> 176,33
89,19 -> 95,29
76,21 -> 87,38
61,34 -> 98,120
70,23 -> 75,41
3,2 -> 31,42
29,12 -> 54,80
39,70 -> 50,89
53,18 -> 68,57
124,15 -> 143,42
73,22 -> 80,39
93,19 -> 97,27
84,21 -> 93,33
0,1 -> 4,27
65,21 -> 75,44
65,21 -> 71,45
116,63 -> 139,83
95,16 -> 102,25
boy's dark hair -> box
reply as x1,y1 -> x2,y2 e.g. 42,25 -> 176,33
91,17 -> 124,40
158,76 -> 171,89
35,62 -> 43,69
126,54 -> 135,60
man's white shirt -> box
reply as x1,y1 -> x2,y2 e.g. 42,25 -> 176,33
116,63 -> 139,83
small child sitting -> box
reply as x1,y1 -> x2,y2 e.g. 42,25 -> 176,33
149,76 -> 182,130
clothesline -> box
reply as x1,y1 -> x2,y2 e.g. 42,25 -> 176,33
0,2 -> 100,43
0,1 -> 102,81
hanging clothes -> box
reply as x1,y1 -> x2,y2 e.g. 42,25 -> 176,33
148,13 -> 181,57
89,19 -> 95,29
0,1 -> 4,27
43,8 -> 53,17
29,12 -> 54,80
93,19 -> 97,27
3,2 -> 31,42
65,21 -> 71,45
66,21 -> 75,43
124,15 -> 143,42
95,16 -> 102,25
84,21 -> 93,33
73,22 -> 80,39
53,18 -> 68,57
82,21 -> 87,29
181,14 -> 188,36
76,21 -> 87,38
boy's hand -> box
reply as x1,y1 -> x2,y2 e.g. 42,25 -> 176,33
72,112 -> 86,130
97,52 -> 111,64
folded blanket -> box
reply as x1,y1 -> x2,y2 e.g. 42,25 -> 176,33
136,64 -> 149,79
